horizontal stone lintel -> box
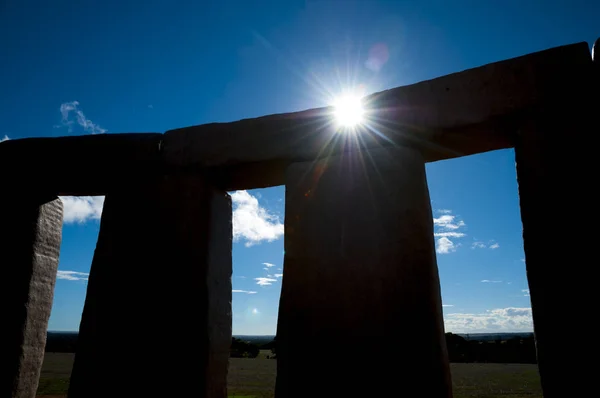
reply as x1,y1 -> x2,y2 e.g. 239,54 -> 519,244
164,42 -> 592,174
0,133 -> 162,196
1,42 -> 593,193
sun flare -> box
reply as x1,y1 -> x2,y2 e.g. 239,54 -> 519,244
333,94 -> 364,128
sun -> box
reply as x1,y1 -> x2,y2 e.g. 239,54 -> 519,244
333,94 -> 364,128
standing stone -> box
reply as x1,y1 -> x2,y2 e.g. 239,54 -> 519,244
1,197 -> 63,398
276,147 -> 452,398
68,175 -> 232,398
516,116 -> 597,397
514,47 -> 598,397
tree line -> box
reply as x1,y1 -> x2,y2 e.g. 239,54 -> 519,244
44,332 -> 537,363
445,333 -> 537,363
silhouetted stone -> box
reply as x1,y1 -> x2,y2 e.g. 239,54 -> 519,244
68,175 -> 231,398
515,50 -> 598,397
0,133 -> 162,196
1,197 -> 63,398
275,147 -> 451,398
1,41 -> 596,398
165,42 -> 590,191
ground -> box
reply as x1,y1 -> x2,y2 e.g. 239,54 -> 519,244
36,351 -> 542,398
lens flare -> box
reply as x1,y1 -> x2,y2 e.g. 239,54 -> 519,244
333,95 -> 364,128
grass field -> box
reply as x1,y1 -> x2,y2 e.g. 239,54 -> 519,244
36,351 -> 542,398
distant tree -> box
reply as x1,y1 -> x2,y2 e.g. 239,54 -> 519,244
230,337 -> 260,358
270,336 -> 277,359
443,332 -> 537,364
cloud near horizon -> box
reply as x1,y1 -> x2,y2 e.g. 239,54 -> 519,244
231,190 -> 284,247
1,135 -> 9,142
444,307 -> 533,333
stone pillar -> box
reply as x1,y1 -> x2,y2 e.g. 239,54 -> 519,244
514,48 -> 598,396
68,175 -> 232,398
275,147 -> 451,398
516,117 -> 596,396
1,197 -> 63,398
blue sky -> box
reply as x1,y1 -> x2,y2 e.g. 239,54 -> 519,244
2,0 -> 598,335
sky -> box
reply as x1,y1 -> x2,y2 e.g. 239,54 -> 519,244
2,0 -> 598,335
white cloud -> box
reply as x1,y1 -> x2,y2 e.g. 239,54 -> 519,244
59,196 -> 105,223
442,304 -> 454,307
444,307 -> 533,333
57,270 -> 89,281
481,280 -> 502,283
434,232 -> 466,238
274,273 -> 283,278
60,101 -> 107,135
232,289 -> 257,294
231,190 -> 284,247
433,215 -> 465,230
1,135 -> 9,142
262,262 -> 276,267
472,240 -> 499,250
255,277 -> 277,286
433,210 -> 466,254
522,289 -> 530,297
436,237 -> 456,254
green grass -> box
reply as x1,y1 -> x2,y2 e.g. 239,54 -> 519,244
451,363 -> 542,398
36,352 -> 542,398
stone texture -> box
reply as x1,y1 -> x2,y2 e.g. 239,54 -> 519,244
164,42 -> 590,185
1,197 -> 63,398
68,175 -> 232,398
275,147 -> 451,398
515,51 -> 597,397
0,133 -> 162,196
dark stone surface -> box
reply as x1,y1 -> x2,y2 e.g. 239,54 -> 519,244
515,53 -> 597,397
275,147 -> 451,398
68,175 -> 232,398
164,42 -> 590,190
0,43 -> 593,193
1,197 -> 63,398
0,133 -> 162,196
